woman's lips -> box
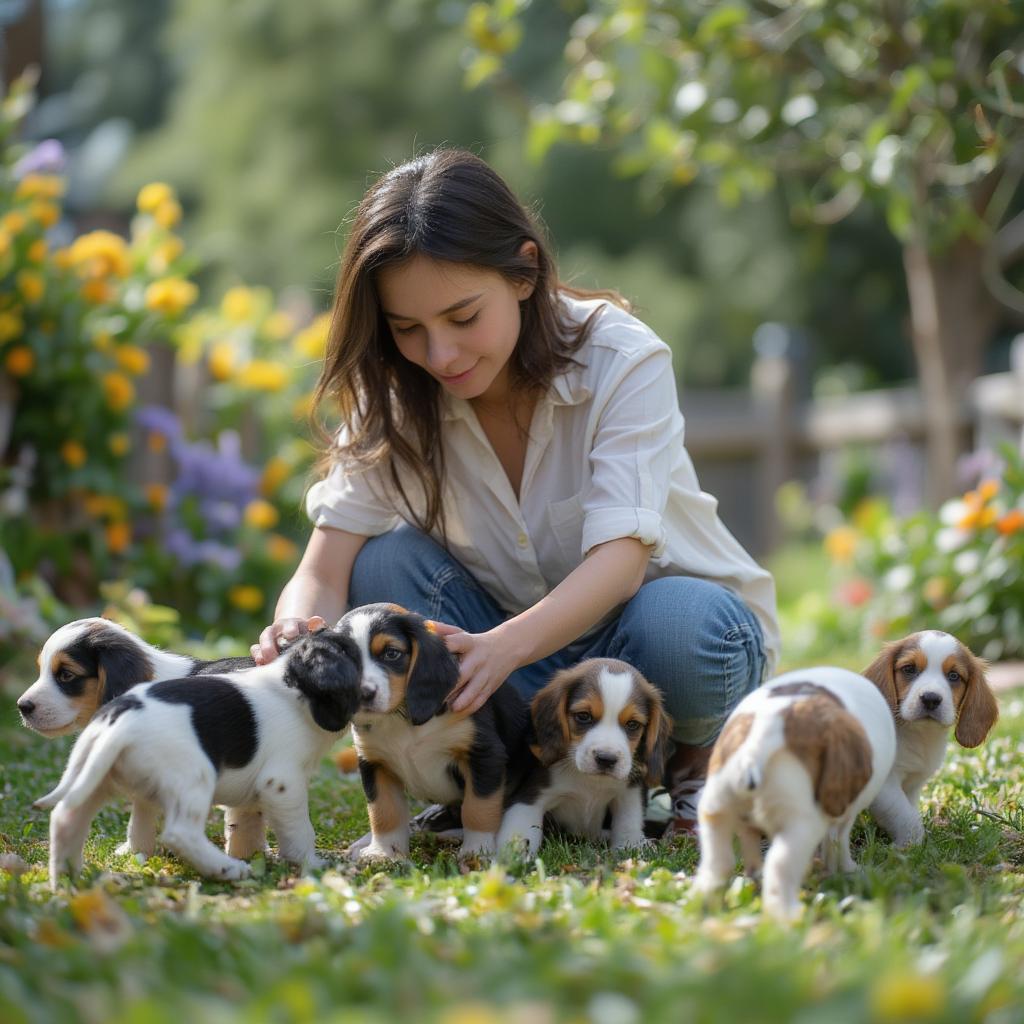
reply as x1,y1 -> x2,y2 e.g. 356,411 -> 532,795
439,363 -> 477,385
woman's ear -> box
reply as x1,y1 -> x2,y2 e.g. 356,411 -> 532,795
514,240 -> 539,301
530,671 -> 572,766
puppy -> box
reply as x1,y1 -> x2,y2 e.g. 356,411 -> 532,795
35,629 -> 360,889
863,630 -> 999,847
17,617 -> 266,859
340,603 -> 531,863
498,659 -> 672,858
693,668 -> 896,922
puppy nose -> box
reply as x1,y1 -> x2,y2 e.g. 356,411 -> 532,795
360,685 -> 377,703
920,692 -> 942,711
17,699 -> 36,717
594,751 -> 619,770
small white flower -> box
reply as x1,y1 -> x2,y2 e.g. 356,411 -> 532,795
884,565 -> 914,592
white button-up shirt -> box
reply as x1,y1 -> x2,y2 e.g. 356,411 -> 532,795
306,295 -> 780,674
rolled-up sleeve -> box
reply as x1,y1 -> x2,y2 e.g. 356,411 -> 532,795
305,454 -> 399,536
579,342 -> 678,557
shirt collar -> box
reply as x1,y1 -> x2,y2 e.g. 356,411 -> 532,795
440,365 -> 590,421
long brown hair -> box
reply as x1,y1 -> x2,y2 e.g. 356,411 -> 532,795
314,148 -> 626,535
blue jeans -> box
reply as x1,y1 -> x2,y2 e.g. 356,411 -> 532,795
349,527 -> 766,746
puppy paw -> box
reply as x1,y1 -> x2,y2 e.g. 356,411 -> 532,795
612,833 -> 651,855
114,841 -> 152,861
218,859 -> 252,881
357,842 -> 407,863
692,871 -> 727,897
301,852 -> 327,871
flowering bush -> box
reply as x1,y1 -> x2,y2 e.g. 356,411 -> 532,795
816,444 -> 1024,662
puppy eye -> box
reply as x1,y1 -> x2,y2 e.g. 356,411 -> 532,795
624,720 -> 643,734
55,668 -> 76,684
573,711 -> 593,726
381,646 -> 404,662
900,664 -> 918,677
947,670 -> 961,683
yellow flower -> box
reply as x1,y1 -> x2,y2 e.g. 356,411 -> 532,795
4,346 -> 34,376
977,478 -> 1000,502
145,483 -> 169,510
221,286 -> 256,322
267,533 -> 298,563
28,200 -> 60,227
147,235 -> 184,274
228,585 -> 265,613
69,230 -> 130,279
244,499 -> 279,530
260,455 -> 290,496
1,210 -> 27,235
293,312 -> 332,360
0,229 -> 11,257
105,521 -> 132,554
26,238 -> 47,262
237,359 -> 290,392
15,173 -> 65,201
115,345 -> 150,376
81,279 -> 115,304
92,330 -> 114,353
824,526 -> 858,565
153,199 -> 182,229
147,431 -> 167,454
101,372 -> 135,412
52,247 -> 74,269
208,341 -> 237,381
137,182 -> 176,213
0,311 -> 24,343
869,971 -> 945,1021
16,270 -> 45,304
61,440 -> 88,469
108,433 -> 131,457
83,494 -> 128,519
144,277 -> 198,316
263,310 -> 295,340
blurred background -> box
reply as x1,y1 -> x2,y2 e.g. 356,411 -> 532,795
1,0 -> 1023,673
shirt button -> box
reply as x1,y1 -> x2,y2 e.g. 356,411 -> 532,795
517,532 -> 529,548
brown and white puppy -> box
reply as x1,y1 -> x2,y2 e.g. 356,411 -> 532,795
497,658 -> 671,858
694,668 -> 896,922
17,617 -> 264,859
341,604 -> 531,863
863,630 -> 999,847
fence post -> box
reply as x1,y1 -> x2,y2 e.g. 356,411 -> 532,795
1013,334 -> 1024,455
750,324 -> 807,554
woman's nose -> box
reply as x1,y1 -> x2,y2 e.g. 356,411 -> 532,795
425,332 -> 460,372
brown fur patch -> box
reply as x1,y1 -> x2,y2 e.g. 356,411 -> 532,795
458,759 -> 505,834
708,713 -> 754,775
952,642 -> 998,747
769,681 -> 842,704
52,653 -> 88,679
863,636 -> 921,714
366,764 -> 408,834
784,697 -> 873,817
531,670 -> 576,765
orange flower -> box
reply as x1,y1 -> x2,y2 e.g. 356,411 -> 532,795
260,456 -> 290,496
267,534 -> 299,563
996,509 -> 1024,536
208,341 -> 236,381
61,440 -> 88,469
244,499 -> 279,530
105,521 -> 132,554
978,478 -> 1000,502
101,372 -> 135,412
15,174 -> 65,202
145,483 -> 169,510
114,345 -> 150,376
16,270 -> 45,304
4,346 -> 34,377
0,310 -> 24,343
836,577 -> 873,607
228,585 -> 265,613
81,279 -> 116,305
26,238 -> 48,263
28,200 -> 60,228
108,433 -> 131,457
824,526 -> 858,565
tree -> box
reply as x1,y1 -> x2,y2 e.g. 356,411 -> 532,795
465,0 -> 1024,502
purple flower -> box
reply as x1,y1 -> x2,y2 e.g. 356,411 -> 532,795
13,139 -> 66,178
136,405 -> 183,443
196,540 -> 243,572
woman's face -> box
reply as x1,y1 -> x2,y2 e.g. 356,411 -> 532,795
376,253 -> 534,403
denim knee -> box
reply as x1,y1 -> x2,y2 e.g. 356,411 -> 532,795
349,526 -> 455,615
607,576 -> 766,746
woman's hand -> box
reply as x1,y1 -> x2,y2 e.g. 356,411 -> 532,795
438,623 -> 523,715
251,615 -> 328,665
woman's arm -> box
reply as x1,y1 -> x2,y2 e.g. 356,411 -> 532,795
251,526 -> 368,664
444,536 -> 652,713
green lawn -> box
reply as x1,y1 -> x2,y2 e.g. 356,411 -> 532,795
1,688 -> 1023,1024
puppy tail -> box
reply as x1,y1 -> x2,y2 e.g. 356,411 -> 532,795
34,724 -> 126,811
731,716 -> 782,793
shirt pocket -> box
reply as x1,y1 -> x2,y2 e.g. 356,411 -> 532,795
546,494 -> 585,563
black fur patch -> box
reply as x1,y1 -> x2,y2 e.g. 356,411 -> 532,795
769,681 -> 842,705
358,758 -> 378,803
95,693 -> 144,725
190,655 -> 258,675
284,631 -> 361,732
149,677 -> 258,770
79,624 -> 154,704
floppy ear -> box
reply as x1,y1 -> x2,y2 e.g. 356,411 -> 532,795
530,672 -> 572,766
862,641 -> 901,714
285,631 -> 361,733
403,616 -> 460,726
94,630 -> 154,704
642,695 -> 673,787
955,648 -> 999,748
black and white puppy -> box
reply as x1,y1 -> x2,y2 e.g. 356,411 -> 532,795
498,658 -> 672,858
17,617 -> 265,859
35,630 -> 360,889
340,603 -> 531,862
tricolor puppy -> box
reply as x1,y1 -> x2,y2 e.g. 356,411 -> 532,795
340,603 -> 531,863
497,659 -> 671,858
863,630 -> 998,847
17,617 -> 267,859
35,629 -> 360,890
694,668 -> 896,922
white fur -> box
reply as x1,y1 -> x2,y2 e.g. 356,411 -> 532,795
575,668 -> 635,780
35,657 -> 341,889
694,667 -> 896,922
345,611 -> 394,714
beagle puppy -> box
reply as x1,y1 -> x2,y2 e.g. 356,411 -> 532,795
17,617 -> 265,859
863,630 -> 999,847
694,668 -> 896,922
340,603 -> 531,863
35,629 -> 360,889
497,659 -> 672,858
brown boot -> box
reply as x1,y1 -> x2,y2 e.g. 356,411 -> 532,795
662,742 -> 711,840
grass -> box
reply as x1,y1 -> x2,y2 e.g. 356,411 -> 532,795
1,685 -> 1023,1024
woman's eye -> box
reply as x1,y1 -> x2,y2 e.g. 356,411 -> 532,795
625,720 -> 642,734
573,711 -> 593,726
382,647 -> 404,662
451,311 -> 480,328
392,324 -> 417,336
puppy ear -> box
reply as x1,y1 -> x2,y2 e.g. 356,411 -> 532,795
94,629 -> 154,704
404,616 -> 460,726
642,693 -> 673,787
955,648 -> 999,748
285,632 -> 361,732
862,640 -> 901,714
530,672 -> 572,766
